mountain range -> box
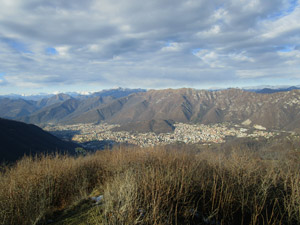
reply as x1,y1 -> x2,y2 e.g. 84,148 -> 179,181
1,85 -> 299,100
244,86 -> 300,94
0,87 -> 146,100
0,87 -> 300,132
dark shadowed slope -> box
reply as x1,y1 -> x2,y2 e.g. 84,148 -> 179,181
19,98 -> 81,124
0,118 -> 78,163
0,98 -> 38,119
19,96 -> 115,125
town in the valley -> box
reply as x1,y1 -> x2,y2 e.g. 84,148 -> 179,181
44,122 -> 278,149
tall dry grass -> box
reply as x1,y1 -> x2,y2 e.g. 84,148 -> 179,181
0,153 -> 108,225
0,144 -> 300,225
97,147 -> 300,225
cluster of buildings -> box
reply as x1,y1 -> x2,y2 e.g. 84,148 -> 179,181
44,122 -> 276,148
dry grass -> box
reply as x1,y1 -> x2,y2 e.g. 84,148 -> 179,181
0,153 -> 107,225
98,147 -> 300,225
0,144 -> 300,225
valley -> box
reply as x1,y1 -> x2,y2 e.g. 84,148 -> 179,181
44,121 -> 277,149
1,87 -> 299,151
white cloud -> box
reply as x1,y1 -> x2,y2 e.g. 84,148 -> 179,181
55,46 -> 70,57
213,7 -> 228,20
278,49 -> 300,65
197,25 -> 221,37
261,4 -> 300,39
193,49 -> 224,68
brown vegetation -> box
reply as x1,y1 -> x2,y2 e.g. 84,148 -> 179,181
0,142 -> 300,224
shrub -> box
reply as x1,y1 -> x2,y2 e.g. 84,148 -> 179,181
0,145 -> 300,224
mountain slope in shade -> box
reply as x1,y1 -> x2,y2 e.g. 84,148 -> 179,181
19,96 -> 115,125
0,98 -> 38,119
20,98 -> 81,124
0,118 -> 78,163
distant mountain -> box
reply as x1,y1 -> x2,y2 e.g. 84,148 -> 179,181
19,96 -> 115,125
60,88 -> 300,131
0,88 -> 146,122
89,87 -> 146,99
244,85 -> 300,94
210,85 -> 300,93
37,93 -> 73,108
254,86 -> 300,94
0,93 -> 54,101
0,98 -> 38,119
0,118 -> 78,163
20,98 -> 81,124
2,88 -> 300,132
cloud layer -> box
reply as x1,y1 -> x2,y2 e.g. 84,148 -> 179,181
0,0 -> 300,94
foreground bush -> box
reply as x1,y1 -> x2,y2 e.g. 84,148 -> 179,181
0,154 -> 108,225
0,145 -> 300,224
99,148 -> 300,225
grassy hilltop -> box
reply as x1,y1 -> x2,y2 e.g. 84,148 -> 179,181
0,141 -> 300,225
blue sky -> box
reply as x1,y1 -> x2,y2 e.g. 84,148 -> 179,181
0,0 -> 300,95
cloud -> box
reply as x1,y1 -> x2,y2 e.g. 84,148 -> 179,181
161,42 -> 183,52
0,0 -> 300,94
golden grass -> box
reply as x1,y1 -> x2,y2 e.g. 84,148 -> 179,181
0,145 -> 300,225
0,153 -> 107,225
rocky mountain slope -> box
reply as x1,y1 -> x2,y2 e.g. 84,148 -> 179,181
63,88 -> 300,131
1,88 -> 300,132
0,88 -> 145,123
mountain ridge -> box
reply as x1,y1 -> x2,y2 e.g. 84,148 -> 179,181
1,88 -> 300,132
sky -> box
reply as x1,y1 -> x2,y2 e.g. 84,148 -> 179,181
0,0 -> 300,95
